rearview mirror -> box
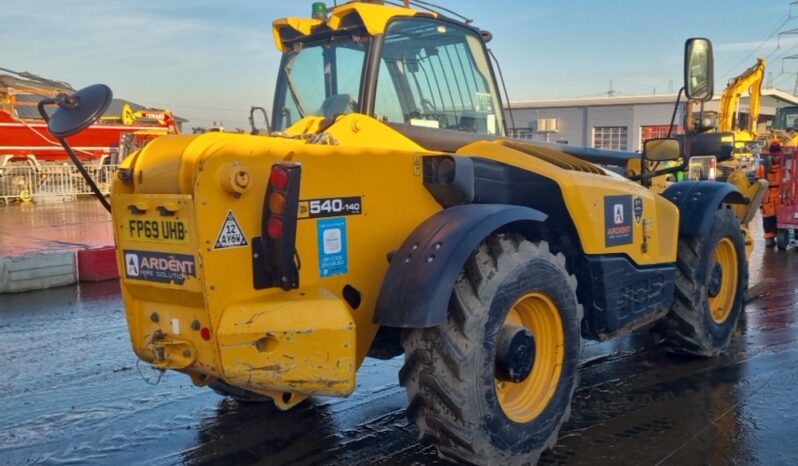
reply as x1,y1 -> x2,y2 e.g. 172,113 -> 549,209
41,84 -> 113,138
644,138 -> 681,162
684,38 -> 714,101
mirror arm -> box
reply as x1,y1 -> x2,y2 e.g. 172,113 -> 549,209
37,98 -> 56,123
666,87 -> 684,138
628,157 -> 688,182
37,98 -> 112,213
59,137 -> 112,212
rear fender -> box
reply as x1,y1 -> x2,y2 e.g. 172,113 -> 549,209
373,204 -> 547,328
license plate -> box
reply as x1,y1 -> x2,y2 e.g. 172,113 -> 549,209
124,218 -> 189,244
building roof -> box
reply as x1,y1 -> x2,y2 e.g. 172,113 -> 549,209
509,88 -> 798,109
1,68 -> 187,123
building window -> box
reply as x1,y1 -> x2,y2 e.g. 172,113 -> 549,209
593,126 -> 628,150
640,125 -> 680,149
510,128 -> 534,139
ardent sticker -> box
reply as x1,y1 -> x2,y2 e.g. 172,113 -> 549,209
604,195 -> 633,247
317,217 -> 348,277
213,210 -> 248,249
299,196 -> 362,219
123,249 -> 196,285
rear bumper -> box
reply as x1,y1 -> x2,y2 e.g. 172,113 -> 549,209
216,286 -> 357,397
131,286 -> 357,398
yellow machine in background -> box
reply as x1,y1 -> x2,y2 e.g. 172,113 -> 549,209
718,58 -> 765,143
48,3 -> 760,465
99,102 -> 179,130
769,104 -> 798,146
714,58 -> 765,175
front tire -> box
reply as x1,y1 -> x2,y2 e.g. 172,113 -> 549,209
400,235 -> 582,465
655,208 -> 747,356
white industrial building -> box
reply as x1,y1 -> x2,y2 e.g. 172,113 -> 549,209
505,89 -> 798,151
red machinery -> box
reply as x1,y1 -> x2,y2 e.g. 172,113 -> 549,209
0,68 -> 178,167
775,144 -> 798,249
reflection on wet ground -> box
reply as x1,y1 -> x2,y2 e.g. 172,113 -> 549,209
0,199 -> 113,256
2,229 -> 797,465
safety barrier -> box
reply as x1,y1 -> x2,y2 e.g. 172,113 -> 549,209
0,164 -> 117,204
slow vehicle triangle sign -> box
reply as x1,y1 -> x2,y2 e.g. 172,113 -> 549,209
214,210 -> 248,249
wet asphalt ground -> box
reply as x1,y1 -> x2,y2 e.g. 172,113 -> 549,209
2,232 -> 798,465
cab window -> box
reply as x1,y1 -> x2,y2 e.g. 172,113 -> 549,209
374,18 -> 503,135
274,37 -> 368,130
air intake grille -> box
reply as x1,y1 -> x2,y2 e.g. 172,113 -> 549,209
500,140 -> 606,176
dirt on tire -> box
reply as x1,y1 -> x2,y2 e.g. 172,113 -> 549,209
399,234 -> 582,465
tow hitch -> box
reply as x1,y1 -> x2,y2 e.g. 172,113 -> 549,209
150,330 -> 196,369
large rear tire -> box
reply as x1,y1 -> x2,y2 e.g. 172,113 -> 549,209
400,235 -> 582,465
655,208 -> 747,356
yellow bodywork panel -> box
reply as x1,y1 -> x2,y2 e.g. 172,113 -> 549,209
457,140 -> 679,264
113,117 -> 442,399
272,2 -> 426,51
113,113 -> 680,401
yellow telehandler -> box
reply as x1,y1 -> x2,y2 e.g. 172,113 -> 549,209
39,2 -> 760,464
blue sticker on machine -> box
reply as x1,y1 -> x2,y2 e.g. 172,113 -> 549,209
123,249 -> 196,285
317,217 -> 348,277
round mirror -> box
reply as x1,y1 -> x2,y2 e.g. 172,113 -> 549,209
47,84 -> 113,138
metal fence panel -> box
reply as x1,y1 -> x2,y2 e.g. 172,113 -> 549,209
0,164 -> 117,204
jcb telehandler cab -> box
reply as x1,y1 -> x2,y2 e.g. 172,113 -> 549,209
42,2 -> 757,464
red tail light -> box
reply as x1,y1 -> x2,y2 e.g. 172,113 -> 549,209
253,162 -> 301,290
270,166 -> 289,190
267,216 -> 283,239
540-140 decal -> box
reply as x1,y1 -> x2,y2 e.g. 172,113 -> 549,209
298,196 -> 362,219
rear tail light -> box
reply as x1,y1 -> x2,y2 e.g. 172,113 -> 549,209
267,216 -> 283,239
709,158 -> 717,180
269,192 -> 286,214
270,166 -> 289,189
253,162 -> 301,290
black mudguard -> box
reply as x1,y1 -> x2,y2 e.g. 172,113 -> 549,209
373,204 -> 547,328
662,181 -> 746,236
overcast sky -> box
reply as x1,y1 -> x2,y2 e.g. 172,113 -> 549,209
2,0 -> 794,129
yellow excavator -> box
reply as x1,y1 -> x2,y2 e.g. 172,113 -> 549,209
716,57 -> 765,174
719,58 -> 765,141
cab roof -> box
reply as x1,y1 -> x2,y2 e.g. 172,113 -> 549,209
272,2 -> 436,51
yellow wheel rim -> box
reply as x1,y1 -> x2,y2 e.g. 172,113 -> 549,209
495,292 -> 564,423
708,237 -> 738,324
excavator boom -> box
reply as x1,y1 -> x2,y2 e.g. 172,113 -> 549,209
718,57 -> 765,136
